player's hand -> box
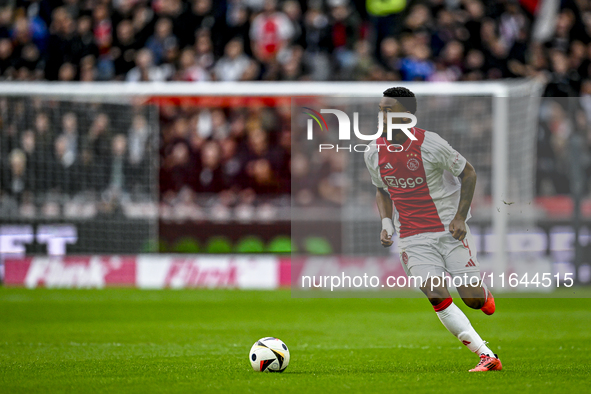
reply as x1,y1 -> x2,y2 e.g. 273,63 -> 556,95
380,229 -> 393,247
449,218 -> 467,241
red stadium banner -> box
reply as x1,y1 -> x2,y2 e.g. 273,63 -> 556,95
3,255 -> 284,289
3,256 -> 136,288
135,255 -> 280,289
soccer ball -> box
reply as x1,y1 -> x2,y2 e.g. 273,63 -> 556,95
249,337 -> 290,372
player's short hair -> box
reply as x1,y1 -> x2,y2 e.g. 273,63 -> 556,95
383,87 -> 417,114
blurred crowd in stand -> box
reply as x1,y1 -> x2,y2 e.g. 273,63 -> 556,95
158,103 -> 292,220
2,0 -> 591,218
0,0 -> 588,86
0,98 -> 154,217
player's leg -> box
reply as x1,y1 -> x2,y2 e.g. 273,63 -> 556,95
442,225 -> 495,315
401,239 -> 497,366
399,234 -> 451,305
416,273 -> 497,360
438,227 -> 502,371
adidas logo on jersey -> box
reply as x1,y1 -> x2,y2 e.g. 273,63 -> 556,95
384,163 -> 393,169
465,259 -> 476,267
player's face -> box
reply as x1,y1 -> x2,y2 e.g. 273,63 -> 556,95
378,97 -> 411,132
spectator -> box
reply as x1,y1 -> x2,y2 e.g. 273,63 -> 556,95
399,43 -> 435,81
3,149 -> 32,201
0,7 -> 12,38
145,18 -> 176,65
214,38 -> 252,81
85,113 -> 111,176
301,5 -> 331,80
60,112 -> 78,164
379,36 -> 400,73
20,129 -> 45,194
243,127 -> 286,187
131,5 -> 155,47
329,0 -> 361,77
545,50 -> 580,96
245,157 -> 283,195
126,48 -> 171,81
282,0 -> 304,48
127,114 -> 150,193
196,141 -> 226,193
0,37 -> 16,78
46,10 -> 76,80
93,3 -> 113,56
51,135 -> 78,195
219,136 -> 242,188
18,43 -> 43,79
176,0 -> 224,51
429,40 -> 463,81
58,62 -> 76,81
79,55 -> 96,81
464,0 -> 484,52
194,29 -> 215,71
104,134 -> 129,195
463,49 -> 485,81
33,112 -> 52,170
176,47 -> 210,82
160,142 -> 195,196
225,4 -> 252,55
250,0 -> 294,63
128,115 -> 150,165
20,130 -> 37,171
11,17 -> 33,54
352,39 -> 377,80
292,152 -> 318,206
111,20 -> 139,77
318,150 -> 347,205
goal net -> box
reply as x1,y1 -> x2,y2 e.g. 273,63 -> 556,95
0,93 -> 159,255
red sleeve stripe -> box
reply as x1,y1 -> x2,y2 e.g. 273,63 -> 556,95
433,297 -> 453,312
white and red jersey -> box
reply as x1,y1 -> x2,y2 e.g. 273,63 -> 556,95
250,12 -> 294,60
364,127 -> 469,238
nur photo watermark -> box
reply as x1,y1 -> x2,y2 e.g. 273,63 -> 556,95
303,107 -> 417,152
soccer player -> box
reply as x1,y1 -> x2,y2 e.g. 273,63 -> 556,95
364,87 -> 501,372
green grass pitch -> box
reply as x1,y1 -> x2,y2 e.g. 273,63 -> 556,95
1,288 -> 590,393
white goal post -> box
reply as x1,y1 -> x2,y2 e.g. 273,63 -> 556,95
0,80 -> 544,272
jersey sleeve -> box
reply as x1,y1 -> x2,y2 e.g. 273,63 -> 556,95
364,143 -> 388,190
423,131 -> 467,177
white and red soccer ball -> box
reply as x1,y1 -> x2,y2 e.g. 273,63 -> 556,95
249,337 -> 290,372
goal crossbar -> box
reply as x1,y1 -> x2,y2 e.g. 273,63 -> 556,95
0,81 -> 514,97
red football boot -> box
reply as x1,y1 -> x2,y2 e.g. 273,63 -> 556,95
469,354 -> 503,372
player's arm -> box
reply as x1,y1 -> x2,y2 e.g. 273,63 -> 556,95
364,147 -> 394,247
376,187 -> 394,247
449,161 -> 477,241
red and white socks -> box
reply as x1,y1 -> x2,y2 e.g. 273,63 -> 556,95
433,297 -> 495,357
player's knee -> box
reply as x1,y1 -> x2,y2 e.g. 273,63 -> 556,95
420,283 -> 450,306
427,296 -> 448,306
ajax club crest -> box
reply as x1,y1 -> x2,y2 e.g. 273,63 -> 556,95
407,154 -> 420,171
